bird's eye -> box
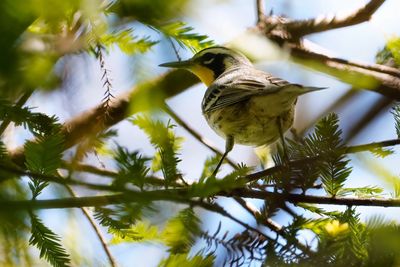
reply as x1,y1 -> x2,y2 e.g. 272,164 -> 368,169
202,53 -> 215,65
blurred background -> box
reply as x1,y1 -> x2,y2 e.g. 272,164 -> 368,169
3,0 -> 400,266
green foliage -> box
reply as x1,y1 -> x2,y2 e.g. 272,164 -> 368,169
272,113 -> 351,196
337,186 -> 383,197
111,0 -> 190,25
109,207 -> 201,254
386,37 -> 400,66
113,145 -> 150,189
200,155 -> 220,179
376,36 -> 400,68
307,114 -> 351,196
25,133 -> 64,175
158,252 -> 214,267
201,224 -> 269,266
25,133 -> 64,199
29,213 -> 70,267
0,100 -> 60,137
110,220 -> 161,244
2,1 -> 400,266
189,163 -> 250,197
94,203 -> 152,238
74,129 -> 117,161
156,22 -> 214,52
369,147 -> 394,158
99,29 -> 157,55
133,115 -> 183,186
162,208 -> 201,254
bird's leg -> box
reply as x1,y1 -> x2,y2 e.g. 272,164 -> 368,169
212,135 -> 234,176
277,116 -> 289,162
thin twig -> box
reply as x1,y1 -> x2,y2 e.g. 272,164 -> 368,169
233,196 -> 313,255
167,37 -> 181,61
61,181 -> 118,267
163,104 -> 237,168
97,45 -> 114,114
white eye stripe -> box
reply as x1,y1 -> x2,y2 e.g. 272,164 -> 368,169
203,58 -> 215,64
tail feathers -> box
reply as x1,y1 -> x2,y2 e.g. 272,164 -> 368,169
283,84 -> 327,95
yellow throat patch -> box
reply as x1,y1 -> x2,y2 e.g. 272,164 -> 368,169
189,65 -> 215,87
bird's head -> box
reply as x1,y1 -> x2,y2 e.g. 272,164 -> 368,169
159,46 -> 252,86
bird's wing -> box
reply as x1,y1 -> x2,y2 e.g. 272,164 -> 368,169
202,71 -> 291,113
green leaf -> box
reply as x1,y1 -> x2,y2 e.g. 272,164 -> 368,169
113,145 -> 151,189
29,213 -> 70,267
271,113 -> 351,195
25,133 -> 64,175
158,252 -> 214,267
189,164 -> 250,197
110,220 -> 161,244
307,113 -> 351,196
337,186 -> 383,197
369,147 -> 394,158
386,37 -> 400,66
99,29 -> 157,55
133,116 -> 183,185
0,100 -> 60,136
199,155 -> 220,180
156,22 -> 213,52
94,203 -> 153,238
161,208 -> 201,254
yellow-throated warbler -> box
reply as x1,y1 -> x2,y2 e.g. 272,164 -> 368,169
160,46 -> 325,174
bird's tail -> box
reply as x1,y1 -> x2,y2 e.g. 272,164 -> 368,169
283,85 -> 327,95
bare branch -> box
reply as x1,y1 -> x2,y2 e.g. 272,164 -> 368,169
285,0 -> 386,38
288,43 -> 400,100
231,188 -> 400,208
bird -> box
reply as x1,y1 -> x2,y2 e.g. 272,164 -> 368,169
159,46 -> 325,175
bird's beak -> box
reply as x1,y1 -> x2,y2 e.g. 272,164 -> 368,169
159,59 -> 193,69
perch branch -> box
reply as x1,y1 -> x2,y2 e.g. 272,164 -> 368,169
285,0 -> 386,38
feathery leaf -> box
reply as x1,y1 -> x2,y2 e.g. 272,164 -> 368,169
29,213 -> 70,267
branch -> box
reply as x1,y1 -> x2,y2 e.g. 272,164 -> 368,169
287,43 -> 400,100
256,0 -> 266,24
3,186 -> 400,210
233,196 -> 312,255
9,70 -> 199,167
285,0 -> 386,38
62,183 -> 117,267
245,138 -> 400,183
231,188 -> 400,208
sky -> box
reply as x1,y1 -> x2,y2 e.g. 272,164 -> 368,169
16,0 -> 400,266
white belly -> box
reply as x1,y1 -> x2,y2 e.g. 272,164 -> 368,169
203,94 -> 296,146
